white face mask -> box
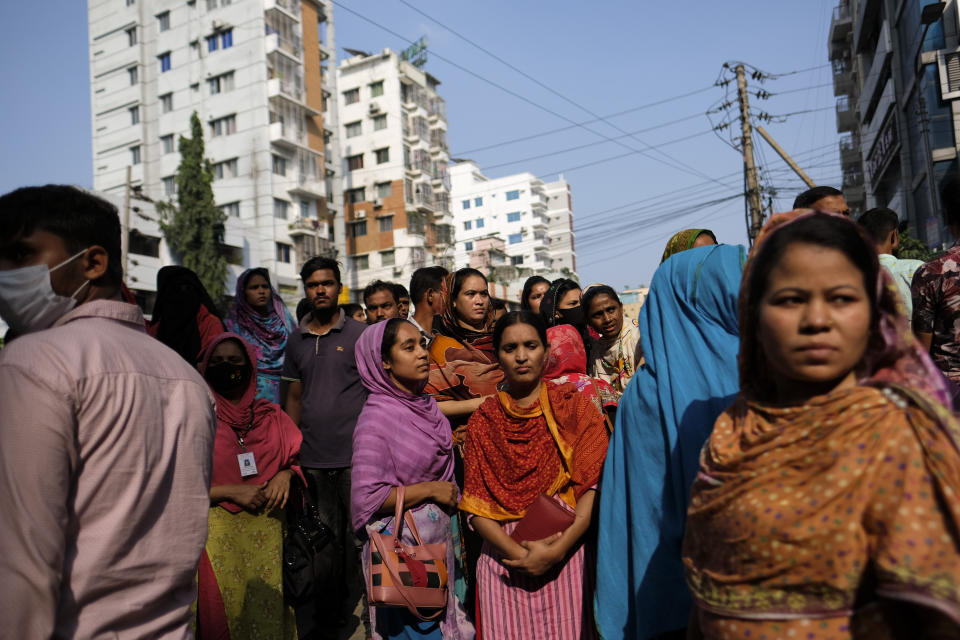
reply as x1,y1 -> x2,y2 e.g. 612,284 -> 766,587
0,249 -> 91,335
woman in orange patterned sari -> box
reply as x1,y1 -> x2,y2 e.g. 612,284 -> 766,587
460,310 -> 609,639
682,212 -> 960,639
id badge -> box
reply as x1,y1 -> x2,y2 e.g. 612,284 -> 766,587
238,452 -> 258,477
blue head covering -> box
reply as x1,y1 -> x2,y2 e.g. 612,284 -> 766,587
594,243 -> 745,639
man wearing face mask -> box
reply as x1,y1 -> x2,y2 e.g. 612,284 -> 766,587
0,186 -> 217,638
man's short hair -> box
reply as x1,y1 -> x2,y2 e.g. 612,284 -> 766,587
300,256 -> 340,284
942,175 -> 960,230
0,185 -> 122,285
793,186 -> 844,210
391,282 -> 410,302
409,266 -> 449,303
857,207 -> 900,244
363,280 -> 397,305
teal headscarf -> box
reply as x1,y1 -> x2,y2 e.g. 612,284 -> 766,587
594,244 -> 745,639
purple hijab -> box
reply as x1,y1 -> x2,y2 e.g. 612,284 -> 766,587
350,319 -> 456,533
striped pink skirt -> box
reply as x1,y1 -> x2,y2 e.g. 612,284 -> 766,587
476,520 -> 597,640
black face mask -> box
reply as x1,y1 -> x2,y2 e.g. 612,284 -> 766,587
557,306 -> 585,328
206,362 -> 251,394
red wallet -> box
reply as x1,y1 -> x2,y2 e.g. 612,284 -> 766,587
509,494 -> 575,543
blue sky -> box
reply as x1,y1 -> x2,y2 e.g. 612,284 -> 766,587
0,0 -> 842,288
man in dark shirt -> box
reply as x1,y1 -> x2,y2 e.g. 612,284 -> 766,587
283,256 -> 368,639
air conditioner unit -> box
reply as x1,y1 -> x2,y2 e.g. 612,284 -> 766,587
373,198 -> 383,209
393,267 -> 403,277
355,210 -> 366,219
212,19 -> 223,30
368,102 -> 381,115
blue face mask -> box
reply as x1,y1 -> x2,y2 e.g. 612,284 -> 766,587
0,249 -> 90,335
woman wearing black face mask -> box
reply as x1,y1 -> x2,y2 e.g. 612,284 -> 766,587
539,278 -> 591,353
196,332 -> 304,637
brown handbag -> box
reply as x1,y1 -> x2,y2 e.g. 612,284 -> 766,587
366,485 -> 449,620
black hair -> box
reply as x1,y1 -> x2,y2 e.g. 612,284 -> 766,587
295,297 -> 312,323
857,207 -> 900,244
520,275 -> 550,310
582,285 -> 621,314
493,310 -> 549,352
941,174 -> 960,230
363,280 -> 398,305
341,302 -> 364,319
380,317 -> 408,363
391,282 -> 410,301
490,297 -> 507,310
792,186 -> 844,210
409,265 -> 448,303
300,256 -> 341,284
451,268 -> 487,300
0,185 -> 122,286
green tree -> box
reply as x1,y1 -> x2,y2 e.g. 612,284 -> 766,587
898,226 -> 941,262
158,111 -> 228,308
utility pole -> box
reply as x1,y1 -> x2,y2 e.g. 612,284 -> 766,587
755,125 -> 816,188
735,64 -> 765,244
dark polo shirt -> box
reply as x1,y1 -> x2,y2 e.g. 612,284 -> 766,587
282,309 -> 368,468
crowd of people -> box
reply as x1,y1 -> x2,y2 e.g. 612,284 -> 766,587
4,182 -> 960,639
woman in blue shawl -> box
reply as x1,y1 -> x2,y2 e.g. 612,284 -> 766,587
594,243 -> 744,639
225,268 -> 296,403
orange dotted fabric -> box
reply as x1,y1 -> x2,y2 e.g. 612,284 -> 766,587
683,385 -> 960,637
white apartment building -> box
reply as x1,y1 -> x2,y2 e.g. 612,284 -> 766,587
87,0 -> 341,307
449,161 -> 577,284
336,49 -> 454,301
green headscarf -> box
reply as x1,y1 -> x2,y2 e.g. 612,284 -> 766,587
660,228 -> 717,264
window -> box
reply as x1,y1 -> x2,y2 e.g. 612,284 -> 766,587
220,29 -> 233,48
129,231 -> 160,257
376,182 -> 392,198
219,201 -> 240,217
126,27 -> 137,46
190,40 -> 200,58
162,175 -> 176,196
506,189 -> 520,201
463,220 -> 472,231
300,200 -> 310,219
207,0 -> 217,9
206,34 -> 218,52
343,88 -> 359,105
373,114 -> 387,131
128,66 -> 138,85
126,0 -> 135,6
381,249 -> 395,266
161,134 -> 174,154
375,147 -> 389,164
370,80 -> 384,97
510,255 -> 524,266
465,241 -> 473,251
158,52 -> 171,72
462,200 -> 470,210
474,197 -> 483,207
507,211 -> 521,222
275,242 -> 292,263
345,120 -> 362,138
508,233 -> 522,244
129,105 -> 139,125
352,255 -> 369,270
350,220 -> 367,236
346,187 -> 366,203
208,71 -> 234,94
347,154 -> 363,171
209,114 -> 236,137
379,216 -> 393,232
212,158 -> 238,180
157,11 -> 170,31
130,145 -> 141,165
160,92 -> 173,113
273,198 -> 289,219
272,154 -> 286,176
475,217 -> 484,229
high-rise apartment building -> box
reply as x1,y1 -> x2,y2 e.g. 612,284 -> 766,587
335,49 -> 454,301
449,161 -> 577,289
827,0 -> 960,244
87,0 -> 341,307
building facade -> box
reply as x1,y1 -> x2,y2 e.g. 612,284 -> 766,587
335,49 -> 454,301
449,161 -> 577,294
87,0 -> 341,307
829,0 -> 960,244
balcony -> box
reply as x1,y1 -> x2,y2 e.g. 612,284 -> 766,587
269,121 -> 302,150
265,31 -> 302,62
264,0 -> 300,22
288,173 -> 325,198
829,2 -> 852,47
836,95 -> 856,132
267,77 -> 319,115
839,135 -> 861,168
